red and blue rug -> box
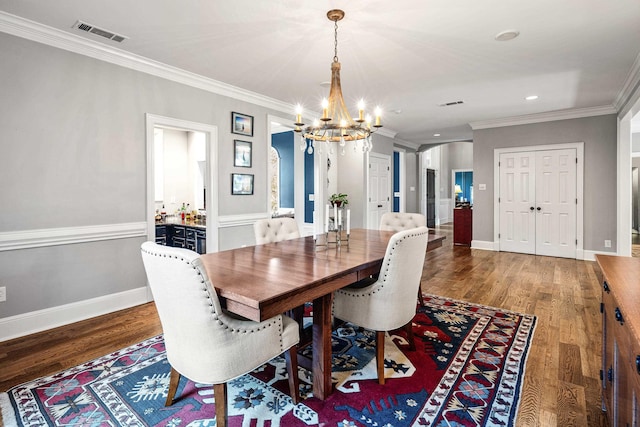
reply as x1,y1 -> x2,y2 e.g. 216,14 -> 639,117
1,295 -> 536,426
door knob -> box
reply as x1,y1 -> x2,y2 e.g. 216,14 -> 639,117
530,207 -> 534,211
536,207 -> 541,211
377,204 -> 383,208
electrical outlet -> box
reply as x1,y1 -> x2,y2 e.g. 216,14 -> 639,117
604,240 -> 612,248
0,286 -> 6,302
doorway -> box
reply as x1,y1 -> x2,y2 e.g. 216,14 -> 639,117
452,169 -> 473,207
268,115 -> 308,234
425,169 -> 436,228
145,114 -> 218,253
367,153 -> 391,228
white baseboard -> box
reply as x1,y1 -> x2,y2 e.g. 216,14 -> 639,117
471,240 -> 497,251
0,286 -> 152,342
471,240 -> 615,261
583,249 -> 618,261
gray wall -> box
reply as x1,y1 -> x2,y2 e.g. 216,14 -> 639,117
405,152 -> 419,213
0,32 -> 292,318
472,114 -> 618,252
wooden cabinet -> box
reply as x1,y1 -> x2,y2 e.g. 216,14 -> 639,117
596,255 -> 640,427
453,208 -> 472,245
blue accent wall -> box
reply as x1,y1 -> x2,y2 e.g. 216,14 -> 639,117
455,171 -> 473,204
393,151 -> 400,212
304,141 -> 314,223
271,131 -> 294,208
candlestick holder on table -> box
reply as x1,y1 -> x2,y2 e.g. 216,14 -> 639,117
315,205 -> 350,248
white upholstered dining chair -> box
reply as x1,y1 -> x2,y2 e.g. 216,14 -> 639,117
333,227 -> 430,385
379,212 -> 426,232
254,217 -> 300,244
140,242 -> 300,427
380,212 -> 429,306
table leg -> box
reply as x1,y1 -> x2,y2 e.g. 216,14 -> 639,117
312,292 -> 334,400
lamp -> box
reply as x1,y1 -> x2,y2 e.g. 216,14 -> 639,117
454,184 -> 463,201
294,9 -> 382,156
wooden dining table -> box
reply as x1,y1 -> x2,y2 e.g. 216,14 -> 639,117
198,228 -> 445,400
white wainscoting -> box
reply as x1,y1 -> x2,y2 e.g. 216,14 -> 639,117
0,222 -> 150,341
439,198 -> 453,224
0,286 -> 151,342
217,213 -> 268,228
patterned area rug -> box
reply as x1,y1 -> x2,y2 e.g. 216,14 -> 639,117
1,295 -> 536,427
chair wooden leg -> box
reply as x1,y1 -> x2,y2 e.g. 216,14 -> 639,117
284,346 -> 299,404
417,288 -> 425,307
165,367 -> 181,406
376,330 -> 386,385
404,322 -> 416,351
214,383 -> 227,427
287,305 -> 306,337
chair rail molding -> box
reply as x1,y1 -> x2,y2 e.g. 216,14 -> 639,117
0,222 -> 147,251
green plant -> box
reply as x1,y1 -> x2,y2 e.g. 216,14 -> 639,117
329,193 -> 349,206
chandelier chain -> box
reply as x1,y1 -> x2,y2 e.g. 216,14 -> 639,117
333,19 -> 339,63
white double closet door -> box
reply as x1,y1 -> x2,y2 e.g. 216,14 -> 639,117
499,148 -> 577,258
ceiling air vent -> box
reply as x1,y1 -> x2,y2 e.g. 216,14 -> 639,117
439,100 -> 464,107
72,20 -> 128,43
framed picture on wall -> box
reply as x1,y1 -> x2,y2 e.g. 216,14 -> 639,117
234,140 -> 252,168
231,112 -> 253,136
231,173 -> 254,195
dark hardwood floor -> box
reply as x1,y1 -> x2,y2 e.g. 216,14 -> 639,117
0,223 -> 608,426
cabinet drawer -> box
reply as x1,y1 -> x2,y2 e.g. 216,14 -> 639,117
186,229 -> 196,239
173,227 -> 186,238
172,237 -> 186,248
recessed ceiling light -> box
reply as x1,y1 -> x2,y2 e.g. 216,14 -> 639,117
319,81 -> 331,87
495,30 -> 520,41
433,133 -> 441,137
525,95 -> 539,101
392,109 -> 402,114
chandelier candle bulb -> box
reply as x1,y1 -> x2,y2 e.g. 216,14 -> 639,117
374,107 -> 382,127
357,100 -> 365,122
295,105 -> 304,126
321,98 -> 330,121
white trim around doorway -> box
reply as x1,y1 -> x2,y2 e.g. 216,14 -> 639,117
145,114 -> 219,254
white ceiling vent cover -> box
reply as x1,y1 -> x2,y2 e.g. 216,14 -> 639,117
72,20 -> 128,43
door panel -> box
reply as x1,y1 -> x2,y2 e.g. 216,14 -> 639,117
499,152 -> 536,254
535,149 -> 576,258
368,154 -> 391,228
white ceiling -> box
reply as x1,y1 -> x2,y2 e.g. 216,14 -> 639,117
1,0 -> 639,145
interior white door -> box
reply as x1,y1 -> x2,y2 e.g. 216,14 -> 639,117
535,149 -> 577,257
499,148 -> 577,258
368,154 -> 391,228
499,151 -> 536,254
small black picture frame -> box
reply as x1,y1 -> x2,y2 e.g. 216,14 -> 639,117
231,112 -> 254,137
231,173 -> 254,195
234,140 -> 252,168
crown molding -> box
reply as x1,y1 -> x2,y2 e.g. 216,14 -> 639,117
0,11 -> 403,139
615,52 -> 640,116
0,11 -> 293,114
469,105 -> 617,130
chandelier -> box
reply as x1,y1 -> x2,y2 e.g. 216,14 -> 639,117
294,9 -> 382,155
